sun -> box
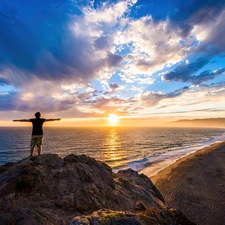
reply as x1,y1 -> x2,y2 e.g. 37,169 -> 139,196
108,114 -> 119,126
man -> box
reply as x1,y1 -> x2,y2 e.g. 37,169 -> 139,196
13,112 -> 61,156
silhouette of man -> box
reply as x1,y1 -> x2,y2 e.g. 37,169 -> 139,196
13,112 -> 61,156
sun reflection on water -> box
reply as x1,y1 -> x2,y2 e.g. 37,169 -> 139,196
101,128 -> 126,169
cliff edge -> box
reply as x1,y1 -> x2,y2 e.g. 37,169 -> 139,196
0,154 -> 195,225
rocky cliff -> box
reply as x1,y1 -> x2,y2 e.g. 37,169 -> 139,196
0,154 -> 195,225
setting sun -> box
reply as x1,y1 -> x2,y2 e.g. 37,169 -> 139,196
108,114 -> 119,126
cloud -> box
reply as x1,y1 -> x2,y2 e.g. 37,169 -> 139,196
168,0 -> 225,38
192,10 -> 225,56
106,52 -> 123,67
162,57 -> 225,84
0,91 -> 19,110
0,77 -> 10,85
164,83 -> 225,110
0,1 -> 125,88
1,0 -> 225,120
139,86 -> 189,107
109,82 -> 120,91
94,36 -> 110,50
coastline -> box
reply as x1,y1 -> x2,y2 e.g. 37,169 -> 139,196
140,140 -> 225,225
139,140 -> 225,178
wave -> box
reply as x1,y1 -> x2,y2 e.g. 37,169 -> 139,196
128,134 -> 225,172
1,127 -> 225,168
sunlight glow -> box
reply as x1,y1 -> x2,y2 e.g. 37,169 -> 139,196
108,114 -> 119,126
101,128 -> 125,168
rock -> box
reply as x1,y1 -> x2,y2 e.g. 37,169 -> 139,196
0,154 -> 195,224
0,213 -> 16,225
70,208 -> 196,225
70,209 -> 143,225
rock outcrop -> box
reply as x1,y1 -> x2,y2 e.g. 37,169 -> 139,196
0,154 -> 195,225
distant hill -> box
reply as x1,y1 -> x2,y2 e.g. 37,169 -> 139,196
170,118 -> 225,127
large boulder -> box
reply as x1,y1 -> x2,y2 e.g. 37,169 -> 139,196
0,154 -> 195,224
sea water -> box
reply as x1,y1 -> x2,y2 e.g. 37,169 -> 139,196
0,126 -> 225,172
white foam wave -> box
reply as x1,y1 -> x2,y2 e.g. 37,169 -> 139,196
128,134 -> 225,172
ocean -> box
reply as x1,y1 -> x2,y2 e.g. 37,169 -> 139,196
1,126 -> 225,172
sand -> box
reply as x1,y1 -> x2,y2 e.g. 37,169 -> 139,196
140,141 -> 225,225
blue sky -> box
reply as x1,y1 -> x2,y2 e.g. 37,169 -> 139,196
0,0 -> 225,125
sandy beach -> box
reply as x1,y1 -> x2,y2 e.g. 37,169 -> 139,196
140,141 -> 225,225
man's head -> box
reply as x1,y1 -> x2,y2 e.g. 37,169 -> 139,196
35,112 -> 41,118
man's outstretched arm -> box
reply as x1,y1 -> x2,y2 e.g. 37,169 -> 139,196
45,118 -> 61,122
13,119 -> 30,122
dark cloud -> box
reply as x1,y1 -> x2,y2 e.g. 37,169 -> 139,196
135,59 -> 152,70
0,92 -> 18,110
77,92 -> 93,101
84,95 -> 125,109
169,1 -> 225,58
195,18 -> 225,56
0,77 -> 10,85
168,0 -> 225,38
109,82 -> 120,90
104,82 -> 121,95
162,57 -> 225,84
162,57 -> 209,82
193,68 -> 225,85
141,86 -> 189,107
94,36 -> 110,50
163,1 -> 225,85
0,1 -> 123,87
106,52 -> 123,67
167,86 -> 189,97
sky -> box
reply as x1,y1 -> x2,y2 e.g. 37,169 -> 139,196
0,0 -> 225,126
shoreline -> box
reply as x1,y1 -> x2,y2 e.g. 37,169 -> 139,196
139,140 -> 225,178
145,140 -> 225,181
140,140 -> 225,225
